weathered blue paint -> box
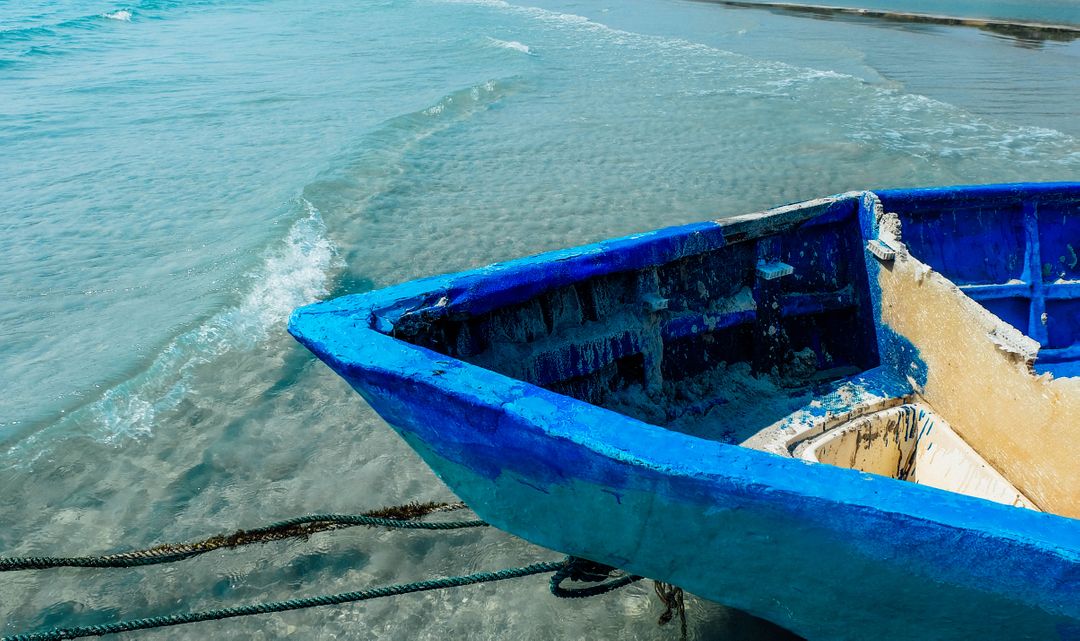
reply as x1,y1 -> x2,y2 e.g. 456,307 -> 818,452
856,191 -> 931,389
290,184 -> 1079,640
877,183 -> 1080,377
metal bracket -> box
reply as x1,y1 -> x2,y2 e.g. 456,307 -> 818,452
756,261 -> 794,280
867,239 -> 896,262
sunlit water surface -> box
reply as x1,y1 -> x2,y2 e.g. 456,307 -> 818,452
1,0 -> 1078,637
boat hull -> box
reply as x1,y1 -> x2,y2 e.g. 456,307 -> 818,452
290,184 -> 1080,640
329,345 -> 1078,640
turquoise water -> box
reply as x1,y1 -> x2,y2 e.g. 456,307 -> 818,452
1,0 -> 1078,637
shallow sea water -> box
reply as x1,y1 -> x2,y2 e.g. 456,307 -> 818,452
1,0 -> 1078,638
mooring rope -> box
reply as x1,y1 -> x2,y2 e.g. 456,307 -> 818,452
0,501 -> 484,572
549,556 -> 643,598
654,581 -> 688,640
0,561 -> 566,641
1,504 -> 687,641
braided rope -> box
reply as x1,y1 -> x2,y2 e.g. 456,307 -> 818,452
0,502 -> 484,571
549,556 -> 643,598
0,509 -> 656,640
1,561 -> 565,641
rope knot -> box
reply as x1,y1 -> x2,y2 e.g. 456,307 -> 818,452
549,556 -> 642,599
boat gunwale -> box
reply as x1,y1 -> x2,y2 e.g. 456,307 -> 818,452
316,193 -> 863,332
875,181 -> 1080,206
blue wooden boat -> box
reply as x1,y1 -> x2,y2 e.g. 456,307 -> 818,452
289,183 -> 1080,640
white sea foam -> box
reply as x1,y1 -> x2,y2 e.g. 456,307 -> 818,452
102,10 -> 132,22
842,85 -> 1080,165
224,201 -> 338,348
416,78 -> 504,120
20,201 -> 339,445
487,37 -> 532,54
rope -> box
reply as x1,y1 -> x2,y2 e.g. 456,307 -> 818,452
0,505 -> 679,640
549,556 -> 642,598
549,558 -> 687,641
0,502 -> 485,572
0,561 -> 565,641
654,581 -> 688,641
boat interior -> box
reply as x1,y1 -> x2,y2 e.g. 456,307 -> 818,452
882,189 -> 1080,379
393,186 -> 1079,517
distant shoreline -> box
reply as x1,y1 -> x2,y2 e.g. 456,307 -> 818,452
690,0 -> 1080,42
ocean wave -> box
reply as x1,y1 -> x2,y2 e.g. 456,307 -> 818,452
0,11 -> 127,61
0,17 -> 95,43
102,10 -> 134,22
230,204 -> 338,347
486,37 -> 533,54
1,8 -> 136,42
9,200 -> 338,448
94,200 -> 336,442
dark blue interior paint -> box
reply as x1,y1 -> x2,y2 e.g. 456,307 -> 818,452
388,197 -> 881,441
877,183 -> 1080,377
980,297 -> 1031,335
